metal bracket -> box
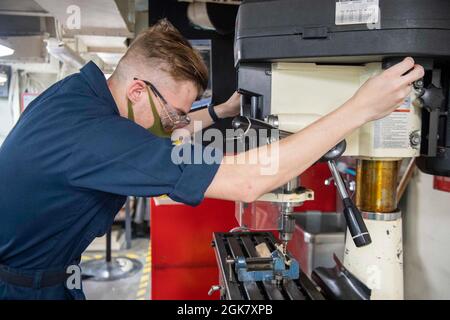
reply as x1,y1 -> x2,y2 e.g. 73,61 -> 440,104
257,188 -> 314,203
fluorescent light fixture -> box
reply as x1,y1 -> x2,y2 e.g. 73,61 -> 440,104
0,44 -> 14,57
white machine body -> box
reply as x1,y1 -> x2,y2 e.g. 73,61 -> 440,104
271,62 -> 421,158
269,62 -> 418,299
344,217 -> 404,300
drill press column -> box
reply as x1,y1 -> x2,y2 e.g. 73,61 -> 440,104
356,160 -> 401,213
344,159 -> 404,300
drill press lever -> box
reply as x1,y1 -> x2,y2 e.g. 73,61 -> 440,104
322,141 -> 372,247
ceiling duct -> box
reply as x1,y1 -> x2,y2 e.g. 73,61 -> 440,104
46,38 -> 85,69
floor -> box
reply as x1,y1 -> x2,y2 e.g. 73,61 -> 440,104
81,238 -> 151,300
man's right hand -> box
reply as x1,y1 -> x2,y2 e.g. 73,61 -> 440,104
349,57 -> 425,124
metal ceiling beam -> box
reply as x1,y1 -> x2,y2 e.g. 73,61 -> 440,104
0,17 -> 55,38
87,47 -> 127,54
63,28 -> 134,38
35,0 -> 131,31
115,0 -> 136,33
0,10 -> 52,17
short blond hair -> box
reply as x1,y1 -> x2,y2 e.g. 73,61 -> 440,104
118,19 -> 208,96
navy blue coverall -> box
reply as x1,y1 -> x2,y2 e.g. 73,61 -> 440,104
0,62 -> 221,300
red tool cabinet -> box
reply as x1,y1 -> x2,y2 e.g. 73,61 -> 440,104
150,198 -> 237,300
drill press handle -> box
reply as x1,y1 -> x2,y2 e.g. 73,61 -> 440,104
322,141 -> 372,248
231,117 -> 371,247
342,197 -> 372,247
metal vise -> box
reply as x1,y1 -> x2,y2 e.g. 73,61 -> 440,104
233,248 -> 299,282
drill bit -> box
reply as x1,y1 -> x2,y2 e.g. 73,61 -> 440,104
281,241 -> 287,255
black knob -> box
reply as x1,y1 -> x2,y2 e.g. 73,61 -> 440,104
342,198 -> 372,247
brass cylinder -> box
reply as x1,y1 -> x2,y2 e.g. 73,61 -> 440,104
355,160 -> 401,213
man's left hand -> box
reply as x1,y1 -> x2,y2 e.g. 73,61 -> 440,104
216,91 -> 241,119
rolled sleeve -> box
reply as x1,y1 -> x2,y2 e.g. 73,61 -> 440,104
168,146 -> 222,206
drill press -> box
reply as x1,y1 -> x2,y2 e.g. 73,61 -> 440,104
233,0 -> 450,299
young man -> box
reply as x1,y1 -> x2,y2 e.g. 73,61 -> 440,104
0,19 -> 424,300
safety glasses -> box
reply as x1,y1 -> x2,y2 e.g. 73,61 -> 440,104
134,78 -> 191,132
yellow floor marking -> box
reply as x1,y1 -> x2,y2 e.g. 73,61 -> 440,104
126,253 -> 139,259
140,276 -> 149,284
135,246 -> 152,300
137,289 -> 147,297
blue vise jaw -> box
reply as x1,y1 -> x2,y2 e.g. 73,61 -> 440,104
235,250 -> 300,282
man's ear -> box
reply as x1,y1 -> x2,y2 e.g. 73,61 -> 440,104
126,80 -> 146,104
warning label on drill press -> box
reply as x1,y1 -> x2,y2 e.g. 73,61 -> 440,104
335,0 -> 380,25
373,98 -> 411,149
374,113 -> 409,149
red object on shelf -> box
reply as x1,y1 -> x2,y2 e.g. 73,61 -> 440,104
150,198 -> 237,300
434,176 -> 450,192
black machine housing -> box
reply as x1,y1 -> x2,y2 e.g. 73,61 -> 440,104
235,0 -> 450,176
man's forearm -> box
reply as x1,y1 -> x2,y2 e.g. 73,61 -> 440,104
205,99 -> 365,202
